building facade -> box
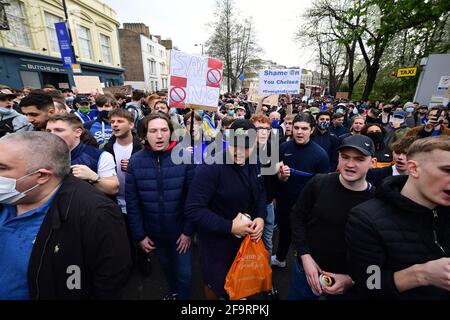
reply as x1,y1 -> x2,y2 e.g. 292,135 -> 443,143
0,0 -> 124,89
119,23 -> 171,93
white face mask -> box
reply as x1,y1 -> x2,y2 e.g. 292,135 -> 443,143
0,171 -> 40,205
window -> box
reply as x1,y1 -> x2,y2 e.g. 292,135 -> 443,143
5,0 -> 30,47
160,50 -> 164,58
100,34 -> 112,64
77,25 -> 92,60
45,12 -> 63,53
160,62 -> 166,74
148,59 -> 156,74
149,45 -> 154,54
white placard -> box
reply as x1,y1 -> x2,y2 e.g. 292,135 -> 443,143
169,50 -> 223,110
437,76 -> 450,90
259,69 -> 302,94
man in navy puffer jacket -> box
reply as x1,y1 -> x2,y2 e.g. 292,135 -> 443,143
125,112 -> 195,300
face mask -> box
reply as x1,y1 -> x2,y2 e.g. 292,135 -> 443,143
367,132 -> 384,145
0,171 -> 40,205
237,115 -> 245,119
352,108 -> 359,115
65,96 -> 74,103
197,109 -> 204,117
383,107 -> 392,113
227,110 -> 235,117
0,106 -> 12,115
366,116 -> 380,124
99,110 -> 109,120
318,121 -> 330,130
271,119 -> 280,129
336,108 -> 344,114
406,107 -> 414,113
78,107 -> 90,115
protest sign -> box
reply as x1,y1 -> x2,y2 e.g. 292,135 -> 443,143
73,75 -> 103,94
169,50 -> 223,112
336,92 -> 349,99
259,69 -> 301,94
103,85 -> 133,96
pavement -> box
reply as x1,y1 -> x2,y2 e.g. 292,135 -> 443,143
122,229 -> 294,300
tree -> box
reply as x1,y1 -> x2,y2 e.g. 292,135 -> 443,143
205,0 -> 261,92
298,0 -> 364,98
326,0 -> 450,100
300,0 -> 450,100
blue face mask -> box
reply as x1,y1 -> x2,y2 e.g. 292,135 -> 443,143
99,110 -> 110,120
271,119 -> 280,129
0,107 -> 12,115
336,108 -> 344,114
227,110 -> 235,117
352,108 -> 359,115
406,107 -> 414,113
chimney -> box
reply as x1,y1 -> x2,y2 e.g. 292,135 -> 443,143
161,39 -> 173,50
122,23 -> 150,38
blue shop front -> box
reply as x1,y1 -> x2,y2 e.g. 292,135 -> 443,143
0,48 -> 124,89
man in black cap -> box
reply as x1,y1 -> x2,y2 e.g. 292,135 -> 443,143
0,91 -> 32,137
73,96 -> 93,124
185,118 -> 267,299
289,135 -> 376,299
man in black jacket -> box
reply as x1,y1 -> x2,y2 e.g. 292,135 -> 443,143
289,135 -> 376,299
0,131 -> 131,300
346,136 -> 450,299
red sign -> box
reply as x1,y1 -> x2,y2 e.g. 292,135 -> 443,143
207,68 -> 222,88
169,76 -> 188,108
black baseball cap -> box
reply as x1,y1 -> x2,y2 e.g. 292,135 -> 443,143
339,135 -> 375,157
73,96 -> 90,105
229,119 -> 256,148
0,92 -> 17,100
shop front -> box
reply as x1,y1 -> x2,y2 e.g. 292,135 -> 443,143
0,48 -> 124,90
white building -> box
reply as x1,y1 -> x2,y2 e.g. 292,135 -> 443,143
119,23 -> 171,92
141,35 -> 169,92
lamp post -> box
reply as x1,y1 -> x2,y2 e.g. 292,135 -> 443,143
194,43 -> 204,55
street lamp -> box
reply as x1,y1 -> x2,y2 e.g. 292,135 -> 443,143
194,43 -> 204,56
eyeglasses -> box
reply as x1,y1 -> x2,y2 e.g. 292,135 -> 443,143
256,127 -> 270,132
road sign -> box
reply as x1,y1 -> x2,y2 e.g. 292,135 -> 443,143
396,67 -> 417,77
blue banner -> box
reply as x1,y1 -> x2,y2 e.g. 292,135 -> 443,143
54,22 -> 75,68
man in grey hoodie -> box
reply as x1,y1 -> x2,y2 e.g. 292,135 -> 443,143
0,91 -> 32,138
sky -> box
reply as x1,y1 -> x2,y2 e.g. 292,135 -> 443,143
102,0 -> 317,70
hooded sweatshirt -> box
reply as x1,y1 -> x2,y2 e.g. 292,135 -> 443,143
346,175 -> 450,300
0,109 -> 33,136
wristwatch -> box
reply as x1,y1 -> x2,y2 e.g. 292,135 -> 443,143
89,174 -> 101,184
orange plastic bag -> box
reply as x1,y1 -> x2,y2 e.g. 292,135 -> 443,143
224,235 -> 273,300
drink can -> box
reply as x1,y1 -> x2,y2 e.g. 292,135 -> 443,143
235,213 -> 252,238
121,159 -> 128,172
319,274 -> 335,287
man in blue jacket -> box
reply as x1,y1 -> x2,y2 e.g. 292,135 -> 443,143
125,112 -> 195,300
272,113 -> 330,268
185,119 -> 267,300
84,95 -> 116,147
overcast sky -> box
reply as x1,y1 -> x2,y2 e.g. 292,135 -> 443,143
102,0 -> 317,70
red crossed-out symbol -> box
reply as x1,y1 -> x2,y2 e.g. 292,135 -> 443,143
169,86 -> 186,103
207,68 -> 222,87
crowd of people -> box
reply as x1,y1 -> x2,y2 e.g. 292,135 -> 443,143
0,83 -> 449,300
